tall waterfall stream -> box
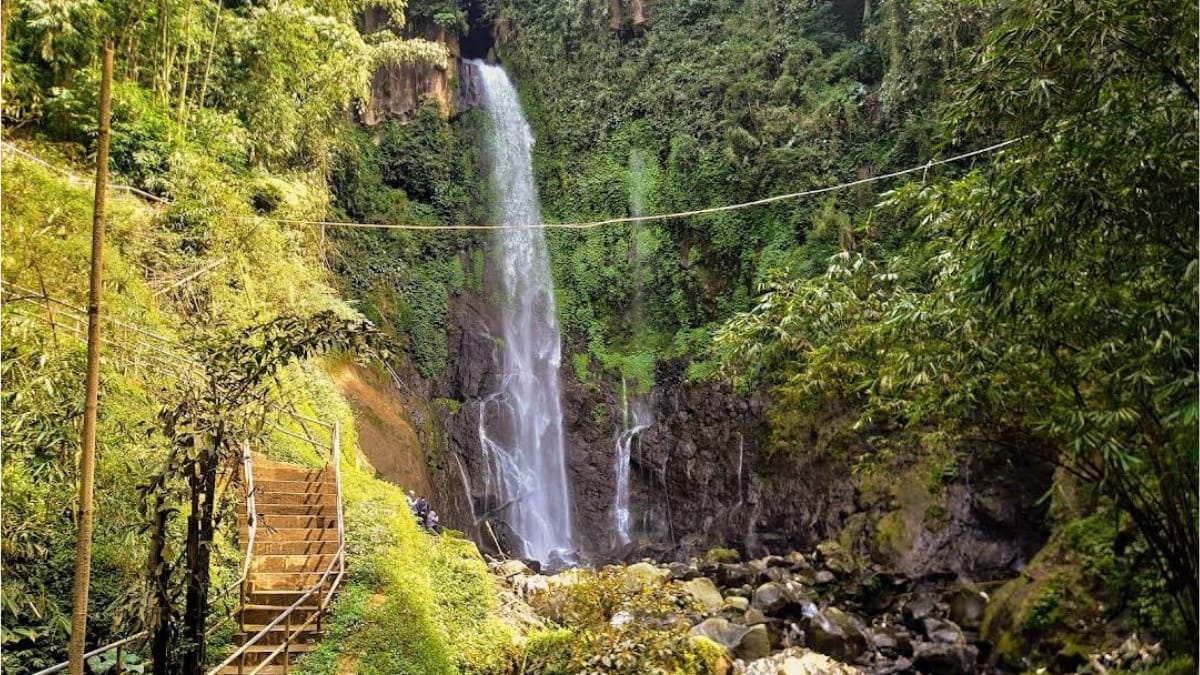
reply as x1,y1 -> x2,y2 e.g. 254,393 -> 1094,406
471,61 -> 575,563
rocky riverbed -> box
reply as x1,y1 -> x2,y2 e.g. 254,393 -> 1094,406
489,544 -> 1168,675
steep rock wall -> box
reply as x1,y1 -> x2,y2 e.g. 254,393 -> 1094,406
433,291 -> 1052,580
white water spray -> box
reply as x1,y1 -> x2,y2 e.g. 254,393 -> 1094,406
471,60 -> 574,562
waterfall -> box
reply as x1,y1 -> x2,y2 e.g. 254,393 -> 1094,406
613,378 -> 651,546
470,60 -> 574,563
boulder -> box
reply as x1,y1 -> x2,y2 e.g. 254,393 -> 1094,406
815,570 -> 836,584
948,588 -> 987,631
623,561 -> 668,591
682,577 -> 725,614
667,561 -> 698,581
806,608 -> 868,662
921,618 -> 965,644
737,624 -> 772,661
912,642 -> 978,675
723,596 -> 750,612
779,650 -> 863,675
816,541 -> 855,574
742,608 -> 768,625
742,647 -> 863,675
491,559 -> 533,579
784,551 -> 811,570
902,594 -> 936,631
690,617 -> 749,651
765,566 -> 791,583
752,582 -> 790,614
689,618 -> 770,662
717,563 -> 758,587
871,626 -> 915,658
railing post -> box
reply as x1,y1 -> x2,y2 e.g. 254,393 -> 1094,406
332,420 -> 344,579
115,644 -> 123,675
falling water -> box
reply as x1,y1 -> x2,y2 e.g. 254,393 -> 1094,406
471,60 -> 574,562
613,379 -> 652,546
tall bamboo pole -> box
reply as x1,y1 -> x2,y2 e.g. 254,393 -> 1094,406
67,40 -> 114,675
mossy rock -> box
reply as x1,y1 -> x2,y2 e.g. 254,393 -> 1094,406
704,547 -> 741,565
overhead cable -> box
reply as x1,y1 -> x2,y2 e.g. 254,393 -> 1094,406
3,137 -> 1022,231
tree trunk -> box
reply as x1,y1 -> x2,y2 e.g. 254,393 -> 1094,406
181,444 -> 219,675
609,0 -> 623,32
149,495 -> 174,675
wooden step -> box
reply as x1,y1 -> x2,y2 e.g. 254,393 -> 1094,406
251,554 -> 338,573
251,490 -> 337,506
253,540 -> 340,556
247,589 -> 320,606
253,514 -> 336,529
253,479 -> 336,495
215,666 -> 289,675
237,626 -> 325,647
248,571 -> 334,591
238,499 -> 333,514
241,604 -> 319,625
242,525 -> 338,542
254,468 -> 328,482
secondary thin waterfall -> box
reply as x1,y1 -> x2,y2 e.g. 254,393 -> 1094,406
613,378 -> 651,546
471,60 -> 574,562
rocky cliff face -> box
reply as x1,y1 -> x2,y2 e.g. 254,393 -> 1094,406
427,290 -> 1053,582
361,11 -> 482,125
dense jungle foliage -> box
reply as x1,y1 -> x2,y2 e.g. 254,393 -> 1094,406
2,0 -> 1197,672
485,0 -> 1197,656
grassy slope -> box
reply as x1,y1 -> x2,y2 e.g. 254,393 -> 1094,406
0,148 -> 511,673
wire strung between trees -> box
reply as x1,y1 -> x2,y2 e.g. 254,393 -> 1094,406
249,138 -> 1022,231
1,141 -> 172,204
3,137 -> 1022,232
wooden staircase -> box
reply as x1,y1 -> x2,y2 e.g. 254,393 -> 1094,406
216,455 -> 341,675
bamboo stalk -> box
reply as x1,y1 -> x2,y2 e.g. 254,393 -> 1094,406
67,40 -> 114,675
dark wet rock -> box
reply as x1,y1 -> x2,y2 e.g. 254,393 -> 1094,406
717,563 -> 758,587
752,582 -> 790,613
807,608 -> 869,662
902,595 -> 936,630
873,656 -> 915,674
667,561 -> 698,581
948,587 -> 987,631
922,618 -> 965,644
912,642 -> 978,675
738,623 -> 773,661
871,626 -> 914,658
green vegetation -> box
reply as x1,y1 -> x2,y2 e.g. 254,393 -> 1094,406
0,0 -> 506,671
491,0 -> 930,385
713,0 -> 1197,644
521,568 -> 721,675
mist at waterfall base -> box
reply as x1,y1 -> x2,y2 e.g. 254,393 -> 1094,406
469,60 -> 576,565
